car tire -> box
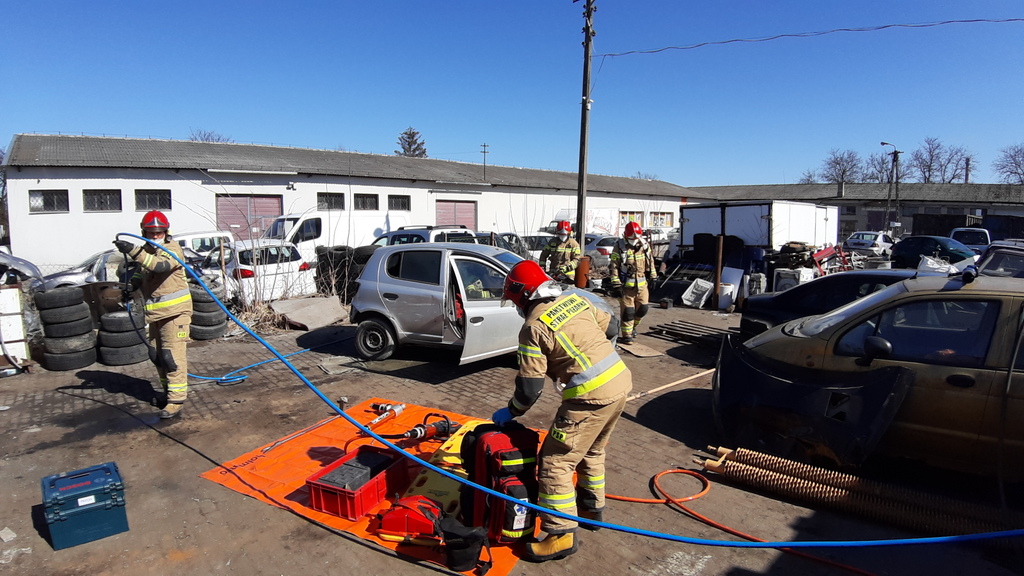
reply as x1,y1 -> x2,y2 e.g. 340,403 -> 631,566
189,279 -> 227,303
355,318 -> 396,361
42,347 -> 97,372
98,328 -> 147,348
192,309 -> 228,327
192,299 -> 223,313
98,343 -> 150,366
33,287 -> 85,310
43,332 -> 97,354
39,302 -> 91,325
43,316 -> 94,338
100,309 -> 146,332
191,320 -> 228,341
352,245 -> 379,265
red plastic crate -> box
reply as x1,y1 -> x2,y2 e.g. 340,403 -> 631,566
306,445 -> 408,520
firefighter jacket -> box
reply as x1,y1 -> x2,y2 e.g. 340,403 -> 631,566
539,237 -> 582,276
609,238 -> 656,288
512,292 -> 632,413
128,239 -> 194,322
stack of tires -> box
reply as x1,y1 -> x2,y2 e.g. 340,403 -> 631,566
315,244 -> 378,303
35,287 -> 97,371
97,307 -> 150,366
190,275 -> 229,341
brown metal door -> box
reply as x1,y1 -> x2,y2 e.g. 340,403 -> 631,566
435,200 -> 477,230
216,195 -> 283,240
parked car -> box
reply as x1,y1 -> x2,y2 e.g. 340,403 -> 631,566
175,230 -> 236,257
714,272 -> 1024,478
583,234 -> 618,269
497,232 -> 531,261
200,240 -> 314,306
976,241 -> 1024,278
949,227 -> 991,255
842,231 -> 895,257
370,225 -> 477,246
738,269 -> 917,340
42,247 -> 204,291
0,252 -> 43,289
349,243 -> 525,364
889,235 -> 976,269
522,233 -> 555,262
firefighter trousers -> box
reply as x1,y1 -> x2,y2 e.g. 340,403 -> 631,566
619,284 -> 649,338
149,315 -> 191,403
536,394 -> 628,534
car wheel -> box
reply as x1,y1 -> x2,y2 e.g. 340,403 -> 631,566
355,318 -> 396,361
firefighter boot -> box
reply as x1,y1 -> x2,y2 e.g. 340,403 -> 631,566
578,508 -> 603,531
525,532 -> 578,562
159,401 -> 185,420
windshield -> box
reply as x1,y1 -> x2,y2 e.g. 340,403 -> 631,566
792,282 -> 909,336
264,217 -> 297,240
951,230 -> 989,245
494,251 -> 524,269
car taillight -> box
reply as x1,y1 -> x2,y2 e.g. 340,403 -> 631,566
233,268 -> 255,279
299,262 -> 311,271
598,247 -> 611,255
870,242 -> 879,248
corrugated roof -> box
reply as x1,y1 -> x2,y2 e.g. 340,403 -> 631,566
687,182 -> 1024,204
6,134 -> 692,199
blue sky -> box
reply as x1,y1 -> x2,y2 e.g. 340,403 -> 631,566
3,1 -> 1022,187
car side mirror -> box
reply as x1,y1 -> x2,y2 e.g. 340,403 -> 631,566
856,336 -> 893,366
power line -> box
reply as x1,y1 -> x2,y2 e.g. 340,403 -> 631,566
597,18 -> 1024,57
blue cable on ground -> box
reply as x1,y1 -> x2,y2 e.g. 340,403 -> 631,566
116,231 -> 1024,549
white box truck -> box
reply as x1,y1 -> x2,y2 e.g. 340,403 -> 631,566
676,200 -> 838,253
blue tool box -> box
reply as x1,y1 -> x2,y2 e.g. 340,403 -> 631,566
41,461 -> 129,550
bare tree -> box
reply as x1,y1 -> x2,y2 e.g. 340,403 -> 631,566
630,171 -> 658,180
0,146 -> 6,198
189,128 -> 234,143
797,169 -> 817,184
819,149 -> 863,183
395,127 -> 427,157
907,137 -> 976,183
992,143 -> 1024,185
862,152 -> 890,184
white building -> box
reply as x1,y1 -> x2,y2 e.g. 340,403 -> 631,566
3,135 -> 692,271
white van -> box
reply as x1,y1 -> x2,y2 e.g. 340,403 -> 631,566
263,211 -> 400,260
175,230 -> 236,257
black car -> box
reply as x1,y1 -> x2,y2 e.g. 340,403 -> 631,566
889,235 -> 976,269
738,269 -> 917,340
976,240 -> 1024,278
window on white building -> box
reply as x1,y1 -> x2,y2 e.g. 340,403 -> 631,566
29,190 -> 69,213
620,211 -> 643,227
354,194 -> 379,211
84,189 -> 122,212
649,212 -> 673,227
388,195 -> 411,211
317,193 -> 345,211
135,189 -> 171,211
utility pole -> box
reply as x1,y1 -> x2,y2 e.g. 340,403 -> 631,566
881,142 -> 902,233
480,143 -> 489,181
574,0 -> 595,244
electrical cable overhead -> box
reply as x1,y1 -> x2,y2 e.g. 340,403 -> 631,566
597,18 -> 1024,57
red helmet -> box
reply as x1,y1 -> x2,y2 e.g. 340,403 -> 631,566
556,220 -> 572,235
140,210 -> 170,233
624,221 -> 643,239
503,260 -> 552,310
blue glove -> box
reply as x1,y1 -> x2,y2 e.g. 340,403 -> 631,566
491,407 -> 514,425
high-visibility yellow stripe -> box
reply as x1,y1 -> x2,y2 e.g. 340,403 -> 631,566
167,382 -> 188,392
502,529 -> 527,538
538,492 -> 576,510
500,456 -> 537,468
555,332 -> 592,370
580,474 -> 605,489
140,253 -> 156,268
145,292 -> 192,312
518,344 -> 543,358
563,360 -> 626,400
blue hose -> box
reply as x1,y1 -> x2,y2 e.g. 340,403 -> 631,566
116,232 -> 1024,549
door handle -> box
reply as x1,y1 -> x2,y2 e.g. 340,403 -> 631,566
383,293 -> 398,301
469,316 -> 484,324
946,374 -> 975,388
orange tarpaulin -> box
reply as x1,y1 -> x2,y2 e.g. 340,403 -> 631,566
200,398 -> 525,576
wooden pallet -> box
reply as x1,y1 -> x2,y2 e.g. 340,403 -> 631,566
647,320 -> 734,348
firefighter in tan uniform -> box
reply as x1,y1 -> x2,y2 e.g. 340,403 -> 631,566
493,260 -> 631,562
538,221 -> 582,282
608,221 -> 656,344
114,210 -> 194,420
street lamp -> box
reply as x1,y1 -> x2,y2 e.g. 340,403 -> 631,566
881,142 -> 902,233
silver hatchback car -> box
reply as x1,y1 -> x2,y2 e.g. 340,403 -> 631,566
349,243 -> 525,364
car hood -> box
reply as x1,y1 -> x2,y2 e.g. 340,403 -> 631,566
0,253 -> 44,288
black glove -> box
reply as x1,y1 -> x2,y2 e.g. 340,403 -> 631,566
113,240 -> 135,254
609,287 -> 622,299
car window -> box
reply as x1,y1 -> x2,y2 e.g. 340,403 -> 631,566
441,232 -> 476,242
494,251 -> 524,268
597,237 -> 618,247
795,282 -> 908,336
836,299 -> 999,367
979,251 -> 1024,278
239,245 -> 301,266
454,258 -> 506,301
385,250 -> 441,284
204,247 -> 234,269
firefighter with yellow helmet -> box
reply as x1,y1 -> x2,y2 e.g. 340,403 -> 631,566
113,210 -> 194,419
608,221 -> 656,344
538,220 -> 582,282
493,260 -> 631,562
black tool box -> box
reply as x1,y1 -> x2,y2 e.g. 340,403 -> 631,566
41,461 -> 129,550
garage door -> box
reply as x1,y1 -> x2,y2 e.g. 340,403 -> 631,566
435,200 -> 477,230
216,195 -> 283,241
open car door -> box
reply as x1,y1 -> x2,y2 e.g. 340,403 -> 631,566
451,256 -> 523,365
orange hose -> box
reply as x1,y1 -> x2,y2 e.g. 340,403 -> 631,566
607,469 -> 876,576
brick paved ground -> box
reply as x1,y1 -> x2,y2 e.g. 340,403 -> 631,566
1,300 -> 1021,575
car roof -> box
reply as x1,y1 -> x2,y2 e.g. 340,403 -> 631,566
372,242 -> 514,259
900,273 -> 1024,295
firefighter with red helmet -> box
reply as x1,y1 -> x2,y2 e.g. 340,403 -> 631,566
538,221 -> 581,282
608,221 -> 656,344
113,210 -> 194,419
493,260 -> 631,562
